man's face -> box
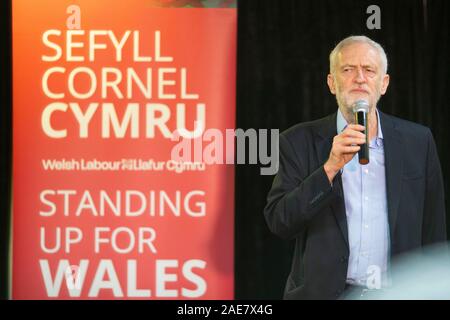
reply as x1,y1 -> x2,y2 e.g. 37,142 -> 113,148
327,42 -> 390,117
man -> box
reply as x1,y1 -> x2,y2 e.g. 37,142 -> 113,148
264,35 -> 447,299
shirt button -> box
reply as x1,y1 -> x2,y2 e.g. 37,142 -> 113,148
365,196 -> 369,201
364,224 -> 369,229
364,169 -> 369,174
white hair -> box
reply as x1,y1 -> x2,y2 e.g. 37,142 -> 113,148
329,35 -> 388,75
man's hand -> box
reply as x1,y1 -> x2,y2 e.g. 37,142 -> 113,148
324,124 -> 366,183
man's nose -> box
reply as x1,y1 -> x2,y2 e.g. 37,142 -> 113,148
354,68 -> 366,83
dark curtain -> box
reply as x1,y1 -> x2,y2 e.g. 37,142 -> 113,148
0,0 -> 12,300
235,0 -> 450,299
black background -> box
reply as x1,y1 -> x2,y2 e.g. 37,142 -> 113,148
1,0 -> 449,299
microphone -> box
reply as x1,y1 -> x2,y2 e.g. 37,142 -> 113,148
352,100 -> 369,165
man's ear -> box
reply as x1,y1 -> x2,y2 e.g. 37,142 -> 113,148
327,74 -> 336,95
380,74 -> 390,95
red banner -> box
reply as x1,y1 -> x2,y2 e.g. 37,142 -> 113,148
12,0 -> 236,299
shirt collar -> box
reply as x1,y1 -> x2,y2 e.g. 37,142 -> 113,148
336,108 -> 384,141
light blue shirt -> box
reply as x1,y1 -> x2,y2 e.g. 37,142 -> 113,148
337,108 -> 390,287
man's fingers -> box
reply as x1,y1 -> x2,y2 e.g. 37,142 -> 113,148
341,124 -> 366,138
346,124 -> 365,131
341,130 -> 366,139
344,137 -> 366,145
334,136 -> 366,146
341,145 -> 361,153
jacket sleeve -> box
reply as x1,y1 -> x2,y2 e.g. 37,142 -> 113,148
264,133 -> 340,240
422,129 -> 447,245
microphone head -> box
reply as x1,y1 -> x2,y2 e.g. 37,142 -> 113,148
352,99 -> 369,113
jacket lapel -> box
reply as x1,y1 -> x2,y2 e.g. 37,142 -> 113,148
379,111 -> 403,244
315,112 -> 349,249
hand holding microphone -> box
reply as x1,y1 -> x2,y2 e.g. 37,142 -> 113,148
324,124 -> 366,183
324,100 -> 369,183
